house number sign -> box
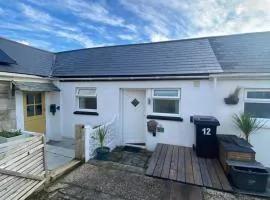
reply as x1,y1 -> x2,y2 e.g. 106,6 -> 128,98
202,128 -> 211,135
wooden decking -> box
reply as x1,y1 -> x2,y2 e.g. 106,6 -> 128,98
146,143 -> 233,192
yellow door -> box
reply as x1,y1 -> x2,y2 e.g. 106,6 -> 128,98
23,92 -> 46,134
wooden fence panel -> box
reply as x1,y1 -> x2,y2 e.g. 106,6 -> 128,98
0,135 -> 47,200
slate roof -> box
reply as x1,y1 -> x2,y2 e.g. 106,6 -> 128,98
1,31 -> 270,78
53,39 -> 222,77
209,32 -> 270,73
0,37 -> 53,77
0,49 -> 16,64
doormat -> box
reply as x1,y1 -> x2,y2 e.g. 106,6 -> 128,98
122,146 -> 143,153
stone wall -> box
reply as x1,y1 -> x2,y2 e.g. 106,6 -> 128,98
0,81 -> 16,130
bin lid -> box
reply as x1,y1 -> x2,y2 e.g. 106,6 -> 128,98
218,134 -> 255,153
226,159 -> 266,170
192,115 -> 220,126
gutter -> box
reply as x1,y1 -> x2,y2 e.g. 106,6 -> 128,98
56,75 -> 210,82
209,73 -> 270,80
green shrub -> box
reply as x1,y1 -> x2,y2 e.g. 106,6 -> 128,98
0,130 -> 22,138
233,113 -> 265,142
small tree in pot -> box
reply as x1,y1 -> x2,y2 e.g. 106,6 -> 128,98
94,125 -> 110,160
233,113 -> 265,142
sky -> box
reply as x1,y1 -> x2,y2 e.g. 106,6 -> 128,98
0,0 -> 270,52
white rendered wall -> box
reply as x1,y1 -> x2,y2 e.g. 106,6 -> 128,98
59,80 -> 213,149
15,90 -> 24,130
59,78 -> 270,167
45,91 -> 61,141
212,79 -> 270,167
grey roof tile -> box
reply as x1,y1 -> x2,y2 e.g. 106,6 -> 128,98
53,38 -> 222,77
209,32 -> 270,73
0,37 -> 53,77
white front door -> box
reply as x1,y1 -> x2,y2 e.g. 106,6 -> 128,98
123,89 -> 146,144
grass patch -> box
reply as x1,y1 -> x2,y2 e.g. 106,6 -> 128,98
0,130 -> 22,138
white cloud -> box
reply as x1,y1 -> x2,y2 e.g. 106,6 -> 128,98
20,3 -> 53,24
18,40 -> 31,45
121,0 -> 270,41
118,34 -> 137,41
59,0 -> 136,31
56,31 -> 94,48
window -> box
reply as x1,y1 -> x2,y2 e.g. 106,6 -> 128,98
26,93 -> 43,117
152,89 -> 180,115
76,88 -> 97,110
244,89 -> 270,119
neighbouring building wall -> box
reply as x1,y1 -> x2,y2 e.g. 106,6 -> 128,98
0,81 -> 16,130
212,78 -> 270,167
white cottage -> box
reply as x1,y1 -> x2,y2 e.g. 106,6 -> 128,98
0,32 -> 270,167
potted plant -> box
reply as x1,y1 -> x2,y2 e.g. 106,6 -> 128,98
224,87 -> 241,105
232,113 -> 265,142
94,125 -> 110,160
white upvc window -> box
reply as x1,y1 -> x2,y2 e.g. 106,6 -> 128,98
244,89 -> 270,119
152,89 -> 181,116
76,88 -> 97,111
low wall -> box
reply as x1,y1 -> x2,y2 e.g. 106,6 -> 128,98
84,116 -> 118,162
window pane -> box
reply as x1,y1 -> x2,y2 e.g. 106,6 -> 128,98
27,105 -> 35,117
79,97 -> 97,109
154,89 -> 179,97
247,91 -> 270,99
35,93 -> 42,104
78,89 -> 96,96
153,99 -> 179,114
35,105 -> 42,115
244,103 -> 270,119
26,94 -> 34,105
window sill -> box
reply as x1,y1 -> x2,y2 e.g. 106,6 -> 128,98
147,115 -> 183,122
73,111 -> 99,116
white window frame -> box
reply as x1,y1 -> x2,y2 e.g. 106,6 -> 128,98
152,89 -> 181,117
244,89 -> 270,120
76,88 -> 97,111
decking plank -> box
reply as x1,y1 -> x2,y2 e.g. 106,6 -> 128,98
153,144 -> 168,177
161,145 -> 173,178
190,149 -> 203,186
206,159 -> 222,190
198,157 -> 212,188
212,159 -> 233,192
185,148 -> 194,184
176,146 -> 185,182
169,145 -> 178,180
145,143 -> 162,176
146,144 -> 232,192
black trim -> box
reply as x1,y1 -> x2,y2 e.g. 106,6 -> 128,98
60,76 -> 209,82
57,73 -> 210,79
73,111 -> 99,116
147,115 -> 183,122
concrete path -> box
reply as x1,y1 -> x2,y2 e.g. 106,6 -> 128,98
28,161 -> 267,200
28,162 -> 202,200
46,137 -> 75,170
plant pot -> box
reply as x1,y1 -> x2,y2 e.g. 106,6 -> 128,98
224,97 -> 239,105
95,147 -> 110,160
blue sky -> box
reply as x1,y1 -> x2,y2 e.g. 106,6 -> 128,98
0,0 -> 270,52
